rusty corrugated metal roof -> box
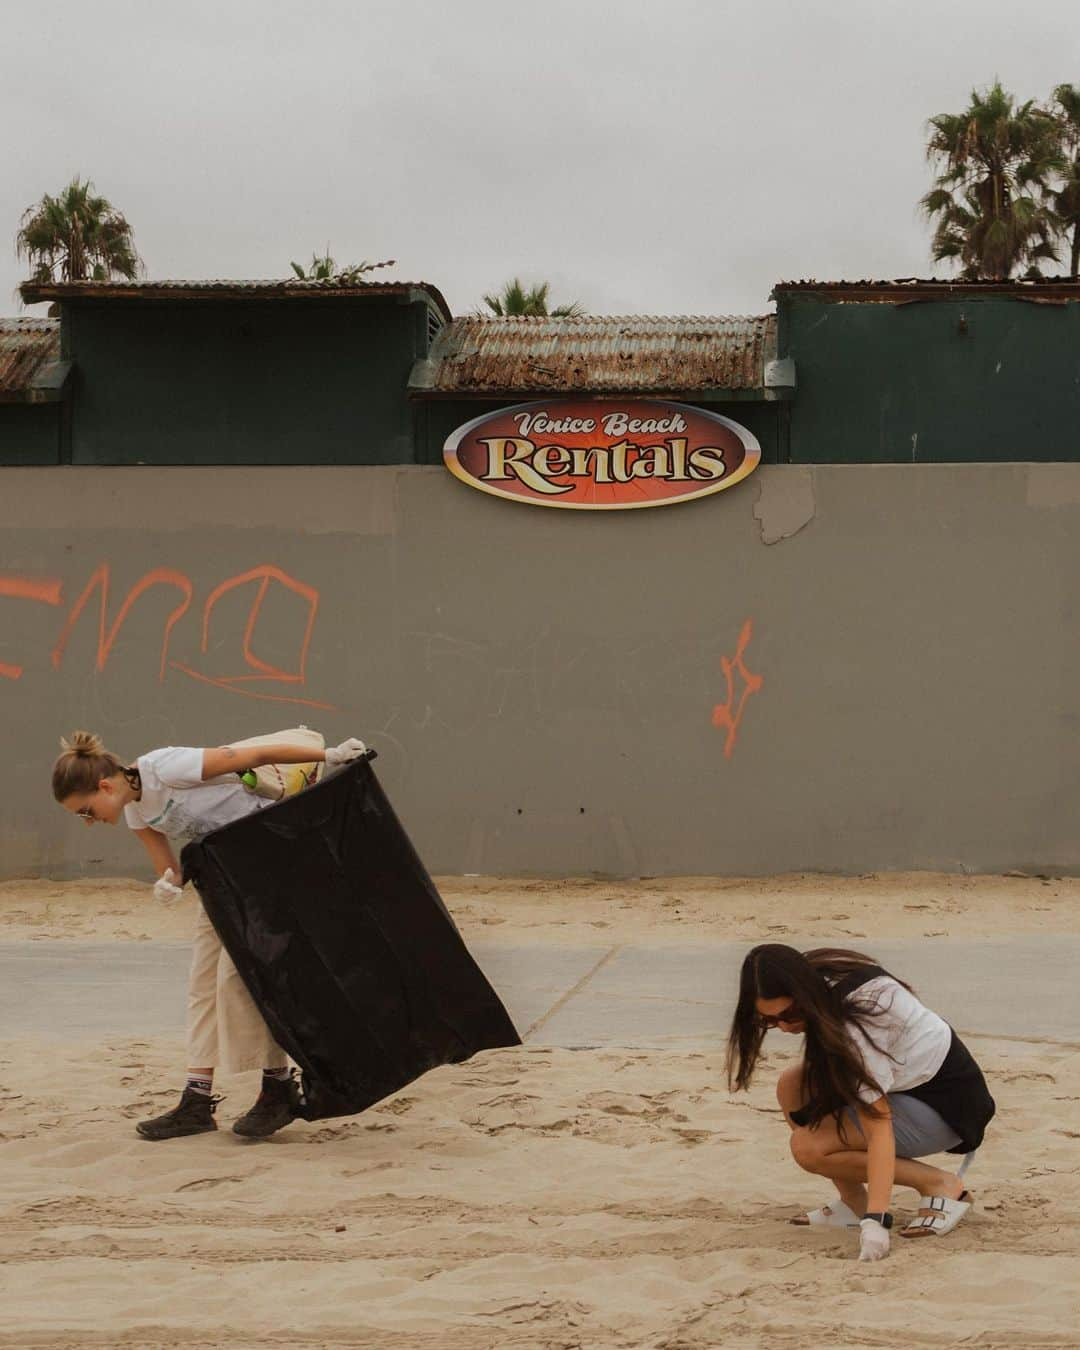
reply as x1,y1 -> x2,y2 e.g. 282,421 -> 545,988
0,318 -> 60,396
19,278 -> 452,320
410,315 -> 776,395
772,277 -> 1080,302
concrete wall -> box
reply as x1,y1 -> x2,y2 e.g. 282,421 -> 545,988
2,462 -> 1077,880
780,296 -> 1080,463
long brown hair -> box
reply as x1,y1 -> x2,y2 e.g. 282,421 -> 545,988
725,944 -> 913,1129
52,731 -> 139,802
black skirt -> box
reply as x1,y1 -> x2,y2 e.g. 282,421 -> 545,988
901,1027 -> 995,1154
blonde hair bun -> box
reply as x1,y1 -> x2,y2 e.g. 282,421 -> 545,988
60,730 -> 106,758
52,731 -> 128,803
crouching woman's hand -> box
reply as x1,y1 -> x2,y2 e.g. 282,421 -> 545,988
858,1217 -> 890,1261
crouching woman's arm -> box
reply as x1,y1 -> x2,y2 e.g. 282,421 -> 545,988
858,1096 -> 895,1261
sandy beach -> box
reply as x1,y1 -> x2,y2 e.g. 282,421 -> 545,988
1,873 -> 1078,1348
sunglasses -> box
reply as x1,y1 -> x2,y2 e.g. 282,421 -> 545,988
759,1003 -> 801,1028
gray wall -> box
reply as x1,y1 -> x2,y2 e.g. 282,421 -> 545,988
2,463 -> 1077,879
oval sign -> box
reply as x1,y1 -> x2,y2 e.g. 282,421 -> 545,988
443,399 -> 761,510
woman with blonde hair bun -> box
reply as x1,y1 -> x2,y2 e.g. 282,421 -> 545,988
52,728 -> 368,1141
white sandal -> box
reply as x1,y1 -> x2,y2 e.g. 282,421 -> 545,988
900,1190 -> 972,1238
790,1200 -> 862,1228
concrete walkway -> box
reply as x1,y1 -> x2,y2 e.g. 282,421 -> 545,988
1,935 -> 1076,1049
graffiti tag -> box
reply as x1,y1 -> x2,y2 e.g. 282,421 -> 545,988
711,619 -> 763,758
1,562 -> 334,710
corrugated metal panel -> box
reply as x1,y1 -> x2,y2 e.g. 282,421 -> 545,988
0,318 -> 60,394
773,278 -> 1080,302
19,278 -> 452,320
412,315 -> 775,394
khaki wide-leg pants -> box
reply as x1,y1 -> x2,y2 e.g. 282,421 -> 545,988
187,901 -> 287,1074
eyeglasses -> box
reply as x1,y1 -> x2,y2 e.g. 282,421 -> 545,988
75,804 -> 96,821
759,1003 -> 801,1028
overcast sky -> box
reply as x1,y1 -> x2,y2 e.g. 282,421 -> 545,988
3,0 -> 1077,319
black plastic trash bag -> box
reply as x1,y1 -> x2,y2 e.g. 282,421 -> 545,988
181,755 -> 520,1120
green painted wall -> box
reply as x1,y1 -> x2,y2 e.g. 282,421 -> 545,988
9,291 -> 1080,468
779,296 -> 1080,463
63,298 -> 435,465
0,404 -> 61,465
415,398 -> 785,466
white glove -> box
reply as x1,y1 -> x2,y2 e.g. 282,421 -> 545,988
325,737 -> 367,767
152,868 -> 184,905
858,1218 -> 890,1262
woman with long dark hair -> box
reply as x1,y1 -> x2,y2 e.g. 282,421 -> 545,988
727,944 -> 995,1261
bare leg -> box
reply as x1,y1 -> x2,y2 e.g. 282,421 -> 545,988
790,1115 -> 966,1205
776,1066 -> 866,1220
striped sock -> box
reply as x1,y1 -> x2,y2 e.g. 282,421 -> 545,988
186,1073 -> 213,1097
263,1067 -> 290,1082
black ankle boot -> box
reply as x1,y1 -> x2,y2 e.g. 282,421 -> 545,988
232,1074 -> 300,1138
136,1087 -> 220,1141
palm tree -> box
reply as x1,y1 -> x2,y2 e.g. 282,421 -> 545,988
921,81 -> 1064,279
1051,83 -> 1080,278
481,278 -> 585,317
289,249 -> 394,283
16,177 -> 140,283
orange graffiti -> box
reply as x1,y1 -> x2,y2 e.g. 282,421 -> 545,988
2,561 -> 334,709
51,564 -> 193,680
167,663 -> 335,710
199,565 -> 318,683
711,619 -> 763,759
0,574 -> 64,679
0,576 -> 63,605
170,563 -> 330,709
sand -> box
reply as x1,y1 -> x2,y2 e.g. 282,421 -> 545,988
1,873 -> 1079,1348
2,869 -> 1078,946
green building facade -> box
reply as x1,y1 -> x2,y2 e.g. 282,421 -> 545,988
3,277 -> 1079,466
776,280 -> 1080,463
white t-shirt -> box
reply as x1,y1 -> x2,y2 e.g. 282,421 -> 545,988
123,746 -> 266,843
844,976 -> 952,1103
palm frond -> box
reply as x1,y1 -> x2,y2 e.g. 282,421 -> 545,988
287,251 -> 395,282
15,175 -> 141,283
480,276 -> 585,317
921,82 -> 1071,278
